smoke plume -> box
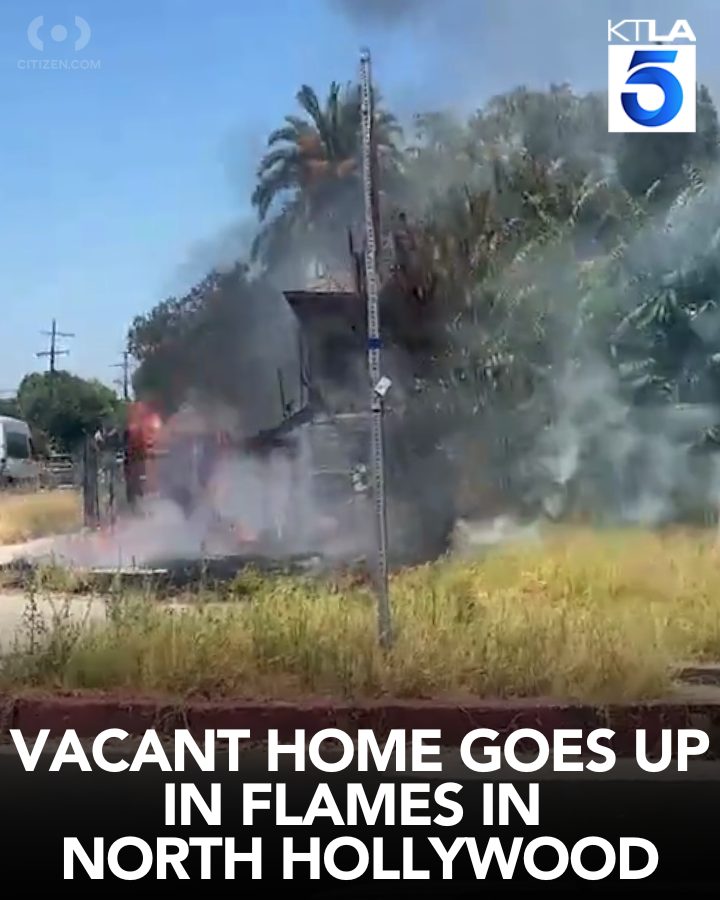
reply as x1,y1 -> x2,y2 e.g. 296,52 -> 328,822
331,0 -> 433,25
15,0 -> 720,575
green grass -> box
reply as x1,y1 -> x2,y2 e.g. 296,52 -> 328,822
4,525 -> 720,702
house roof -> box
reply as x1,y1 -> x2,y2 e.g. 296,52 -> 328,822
283,289 -> 368,336
305,270 -> 356,292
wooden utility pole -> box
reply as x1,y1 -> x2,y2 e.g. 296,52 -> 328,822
111,351 -> 131,400
37,319 -> 74,373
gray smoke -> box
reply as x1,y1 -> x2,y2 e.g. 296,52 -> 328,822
26,420 -> 374,570
331,0 -> 433,24
531,360 -> 718,525
520,174 -> 720,527
54,0 -> 719,574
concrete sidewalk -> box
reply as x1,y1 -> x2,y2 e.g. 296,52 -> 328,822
0,590 -> 108,653
0,536 -> 62,567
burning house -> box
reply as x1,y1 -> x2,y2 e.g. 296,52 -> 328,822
79,209 -> 459,572
278,223 -> 458,567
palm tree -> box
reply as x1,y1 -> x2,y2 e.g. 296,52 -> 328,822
251,82 -> 403,273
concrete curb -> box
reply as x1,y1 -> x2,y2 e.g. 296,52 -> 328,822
3,695 -> 720,751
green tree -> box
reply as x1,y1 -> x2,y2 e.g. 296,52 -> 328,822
0,397 -> 20,418
616,84 -> 720,200
469,84 -> 615,173
16,371 -> 120,452
124,75 -> 720,534
251,81 -> 403,273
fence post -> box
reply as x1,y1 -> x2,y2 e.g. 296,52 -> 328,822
82,434 -> 99,529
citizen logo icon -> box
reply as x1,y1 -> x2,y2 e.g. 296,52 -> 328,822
608,19 -> 696,133
27,16 -> 91,51
20,15 -> 99,70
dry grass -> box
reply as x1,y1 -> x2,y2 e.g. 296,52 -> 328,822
0,489 -> 82,544
6,524 -> 720,702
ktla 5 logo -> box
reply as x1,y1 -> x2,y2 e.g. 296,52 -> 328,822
608,19 -> 696,133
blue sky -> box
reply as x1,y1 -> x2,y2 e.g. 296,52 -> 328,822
1,0 -> 718,393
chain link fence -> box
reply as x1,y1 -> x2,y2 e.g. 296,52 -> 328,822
80,436 -> 127,529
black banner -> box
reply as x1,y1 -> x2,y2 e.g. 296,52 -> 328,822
6,745 -> 718,891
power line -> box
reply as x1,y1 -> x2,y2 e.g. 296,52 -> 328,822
110,350 -> 131,400
37,319 -> 74,373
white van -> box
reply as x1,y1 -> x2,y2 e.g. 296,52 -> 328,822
0,416 -> 41,485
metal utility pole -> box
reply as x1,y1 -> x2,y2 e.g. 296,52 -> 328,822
111,351 -> 131,400
37,319 -> 74,373
359,47 -> 393,649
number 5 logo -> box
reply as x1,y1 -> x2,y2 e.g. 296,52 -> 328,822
621,50 -> 684,127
